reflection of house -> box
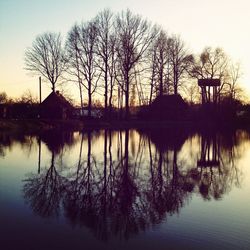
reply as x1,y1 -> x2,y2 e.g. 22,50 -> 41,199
40,91 -> 74,119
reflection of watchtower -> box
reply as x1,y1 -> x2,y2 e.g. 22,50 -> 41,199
197,134 -> 220,168
198,79 -> 221,105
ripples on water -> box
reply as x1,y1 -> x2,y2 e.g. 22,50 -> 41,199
0,128 -> 250,250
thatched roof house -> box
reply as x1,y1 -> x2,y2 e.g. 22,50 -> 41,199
40,91 -> 74,119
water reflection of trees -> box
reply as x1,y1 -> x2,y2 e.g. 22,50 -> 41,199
188,130 -> 245,200
22,128 -> 247,240
24,152 -> 63,217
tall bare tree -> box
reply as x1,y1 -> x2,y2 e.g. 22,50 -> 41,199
148,40 -> 158,104
191,47 -> 228,79
66,25 -> 84,113
149,29 -> 171,97
95,9 -> 117,117
225,62 -> 242,100
168,35 -> 194,95
67,21 -> 100,118
115,10 -> 155,118
25,32 -> 66,92
191,47 -> 229,100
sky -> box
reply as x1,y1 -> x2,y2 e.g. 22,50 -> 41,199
0,0 -> 250,101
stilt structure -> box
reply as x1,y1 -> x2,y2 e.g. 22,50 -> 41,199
198,79 -> 221,105
197,134 -> 220,168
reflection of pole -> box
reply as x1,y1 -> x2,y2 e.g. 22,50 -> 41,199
38,136 -> 41,174
77,133 -> 84,175
104,130 -> 107,192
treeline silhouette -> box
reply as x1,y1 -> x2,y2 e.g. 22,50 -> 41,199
20,9 -> 245,120
17,128 -> 246,240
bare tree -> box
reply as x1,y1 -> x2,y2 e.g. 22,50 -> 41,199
25,32 -> 66,92
183,81 -> 200,104
0,92 -> 7,104
147,40 -> 158,104
149,29 -> 171,97
168,35 -> 194,95
19,89 -> 38,104
95,9 -> 117,117
191,47 -> 246,104
225,62 -> 242,100
191,47 -> 228,98
115,9 -> 155,118
66,25 -> 85,113
67,21 -> 100,118
192,47 -> 228,79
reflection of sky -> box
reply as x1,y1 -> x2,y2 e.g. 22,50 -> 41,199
0,0 -> 250,100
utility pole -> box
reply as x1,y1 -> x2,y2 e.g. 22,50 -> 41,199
39,76 -> 42,104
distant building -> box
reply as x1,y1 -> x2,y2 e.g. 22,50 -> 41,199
40,91 -> 74,119
0,104 -> 8,118
139,94 -> 188,120
198,79 -> 221,105
74,107 -> 103,119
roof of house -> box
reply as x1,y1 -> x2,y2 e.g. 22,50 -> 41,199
151,94 -> 187,109
40,91 -> 74,109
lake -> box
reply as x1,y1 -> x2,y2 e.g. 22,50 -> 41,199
0,128 -> 250,250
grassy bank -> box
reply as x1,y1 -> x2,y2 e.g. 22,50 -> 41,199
1,118 -> 247,133
0,119 -> 85,132
0,119 -> 194,132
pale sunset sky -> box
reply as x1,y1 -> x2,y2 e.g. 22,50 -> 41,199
0,0 -> 250,101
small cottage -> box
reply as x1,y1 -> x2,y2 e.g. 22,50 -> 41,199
40,91 -> 74,119
139,94 -> 188,120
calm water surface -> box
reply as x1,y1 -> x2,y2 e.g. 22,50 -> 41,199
0,128 -> 250,250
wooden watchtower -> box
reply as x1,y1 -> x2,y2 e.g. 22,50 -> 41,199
198,79 -> 221,105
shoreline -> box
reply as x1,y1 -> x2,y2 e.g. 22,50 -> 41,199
0,118 -> 248,133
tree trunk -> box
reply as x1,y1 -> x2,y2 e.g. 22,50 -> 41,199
125,75 -> 130,120
159,68 -> 163,96
174,85 -> 178,95
79,82 -> 84,117
52,83 -> 55,93
88,86 -> 92,119
109,81 -> 113,116
173,67 -> 178,95
104,64 -> 108,118
149,82 -> 153,105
